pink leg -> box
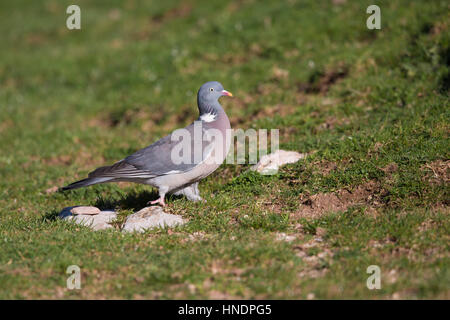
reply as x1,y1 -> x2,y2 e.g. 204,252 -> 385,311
148,197 -> 166,207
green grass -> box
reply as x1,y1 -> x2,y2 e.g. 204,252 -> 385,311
0,0 -> 448,299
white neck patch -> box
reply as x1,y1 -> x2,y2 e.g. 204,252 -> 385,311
200,113 -> 217,122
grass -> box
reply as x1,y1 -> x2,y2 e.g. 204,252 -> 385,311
0,0 -> 448,299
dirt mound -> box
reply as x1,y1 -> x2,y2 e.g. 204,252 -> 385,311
296,180 -> 385,218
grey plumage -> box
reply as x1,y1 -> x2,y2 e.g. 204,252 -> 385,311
62,81 -> 232,206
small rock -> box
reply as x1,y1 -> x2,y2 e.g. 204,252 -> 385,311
251,149 -> 306,175
122,206 -> 185,233
307,293 -> 315,300
70,206 -> 101,215
70,213 -> 116,231
59,207 -> 117,231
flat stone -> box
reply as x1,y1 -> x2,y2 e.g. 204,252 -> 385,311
70,206 -> 101,215
251,149 -> 306,175
59,207 -> 117,231
122,206 -> 185,233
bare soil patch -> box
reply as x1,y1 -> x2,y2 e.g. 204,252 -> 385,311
381,162 -> 399,176
316,116 -> 350,131
298,64 -> 349,95
43,154 -> 72,166
422,160 -> 449,186
295,180 -> 386,218
313,160 -> 338,175
152,3 -> 192,24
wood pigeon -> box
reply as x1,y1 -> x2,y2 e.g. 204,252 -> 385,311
62,81 -> 233,206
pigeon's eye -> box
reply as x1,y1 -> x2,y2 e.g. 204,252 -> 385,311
209,88 -> 214,92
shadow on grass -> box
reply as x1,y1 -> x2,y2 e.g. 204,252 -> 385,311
40,190 -> 161,225
93,189 -> 176,211
42,209 -> 61,222
45,188 -> 186,222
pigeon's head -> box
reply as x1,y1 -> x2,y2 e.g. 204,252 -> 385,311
197,81 -> 233,105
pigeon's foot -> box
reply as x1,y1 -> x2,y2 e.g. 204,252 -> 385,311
148,197 -> 166,207
173,183 -> 204,202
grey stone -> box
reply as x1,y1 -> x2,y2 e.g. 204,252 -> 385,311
70,206 -> 101,215
122,206 -> 185,233
251,149 -> 306,175
59,207 -> 117,231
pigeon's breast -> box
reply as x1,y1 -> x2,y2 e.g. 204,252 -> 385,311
148,113 -> 231,192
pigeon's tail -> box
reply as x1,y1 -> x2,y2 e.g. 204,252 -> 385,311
61,177 -> 111,191
61,160 -> 151,191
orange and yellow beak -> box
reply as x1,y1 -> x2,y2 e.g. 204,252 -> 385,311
221,90 -> 233,97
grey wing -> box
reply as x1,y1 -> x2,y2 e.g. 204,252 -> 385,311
124,129 -> 201,175
88,123 -> 210,180
87,160 -> 155,180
